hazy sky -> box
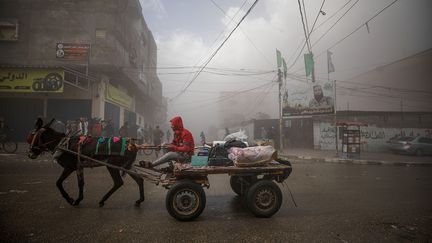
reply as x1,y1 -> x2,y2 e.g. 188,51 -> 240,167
140,0 -> 432,136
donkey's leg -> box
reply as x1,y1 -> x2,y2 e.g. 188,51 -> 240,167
73,168 -> 85,206
128,173 -> 145,207
99,167 -> 123,207
56,167 -> 75,205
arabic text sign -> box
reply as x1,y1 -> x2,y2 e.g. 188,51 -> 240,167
282,80 -> 335,117
105,83 -> 132,109
0,68 -> 64,93
56,43 -> 90,61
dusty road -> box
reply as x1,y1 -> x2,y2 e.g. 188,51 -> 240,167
0,153 -> 431,242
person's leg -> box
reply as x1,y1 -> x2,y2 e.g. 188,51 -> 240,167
151,151 -> 185,167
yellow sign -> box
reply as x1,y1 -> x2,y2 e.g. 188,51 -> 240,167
0,68 -> 64,93
105,83 -> 132,109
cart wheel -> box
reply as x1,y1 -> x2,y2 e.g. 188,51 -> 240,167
246,180 -> 282,218
230,175 -> 257,196
166,180 -> 206,221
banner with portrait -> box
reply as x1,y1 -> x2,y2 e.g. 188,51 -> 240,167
282,80 -> 335,117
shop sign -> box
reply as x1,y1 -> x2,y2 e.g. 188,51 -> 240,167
56,43 -> 90,61
0,68 -> 64,93
105,83 -> 132,109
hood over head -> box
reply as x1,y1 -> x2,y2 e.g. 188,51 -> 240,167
170,116 -> 184,131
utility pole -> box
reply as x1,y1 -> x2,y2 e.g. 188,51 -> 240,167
311,52 -> 316,83
278,69 -> 283,151
400,97 -> 404,129
334,81 -> 338,156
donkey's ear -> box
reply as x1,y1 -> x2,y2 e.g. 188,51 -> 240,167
44,118 -> 55,128
35,117 -> 43,130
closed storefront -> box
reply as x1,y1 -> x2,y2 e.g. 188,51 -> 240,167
0,98 -> 44,141
104,102 -> 120,133
47,99 -> 92,123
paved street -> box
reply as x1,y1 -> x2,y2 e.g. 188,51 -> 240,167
0,153 -> 431,242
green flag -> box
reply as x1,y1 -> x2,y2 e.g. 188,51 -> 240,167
276,49 -> 282,68
304,53 -> 314,77
282,58 -> 287,79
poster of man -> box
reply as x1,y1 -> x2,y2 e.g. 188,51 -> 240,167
282,80 -> 335,117
309,84 -> 334,108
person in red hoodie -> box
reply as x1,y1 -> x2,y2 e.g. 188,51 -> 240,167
146,116 -> 195,168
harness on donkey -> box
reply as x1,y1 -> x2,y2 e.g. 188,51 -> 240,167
56,135 -> 134,168
27,118 -> 146,207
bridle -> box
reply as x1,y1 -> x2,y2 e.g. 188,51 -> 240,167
29,128 -> 64,153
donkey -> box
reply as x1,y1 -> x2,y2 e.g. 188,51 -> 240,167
27,118 -> 144,207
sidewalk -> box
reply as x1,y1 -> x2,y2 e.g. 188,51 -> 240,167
279,148 -> 432,166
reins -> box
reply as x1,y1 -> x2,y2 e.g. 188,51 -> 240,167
30,128 -> 65,152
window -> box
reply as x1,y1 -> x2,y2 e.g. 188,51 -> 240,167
0,19 -> 19,41
95,29 -> 106,39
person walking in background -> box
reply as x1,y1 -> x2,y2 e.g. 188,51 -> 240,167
78,117 -> 88,136
143,124 -> 151,143
137,125 -> 145,144
102,119 -> 114,137
129,122 -> 138,140
166,129 -> 172,143
153,125 -> 164,157
119,121 -> 129,137
200,131 -> 206,145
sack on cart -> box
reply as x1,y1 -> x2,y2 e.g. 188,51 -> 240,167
207,139 -> 247,166
228,145 -> 276,167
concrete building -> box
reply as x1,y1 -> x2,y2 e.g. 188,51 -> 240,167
221,49 -> 432,152
0,0 -> 166,141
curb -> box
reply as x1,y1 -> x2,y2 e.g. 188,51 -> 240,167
279,154 -> 432,167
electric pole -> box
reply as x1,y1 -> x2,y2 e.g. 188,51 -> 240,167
278,69 -> 283,151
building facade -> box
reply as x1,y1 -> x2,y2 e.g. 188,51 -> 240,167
0,0 -> 166,141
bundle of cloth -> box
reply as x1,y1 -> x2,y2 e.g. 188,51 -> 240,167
227,145 -> 276,167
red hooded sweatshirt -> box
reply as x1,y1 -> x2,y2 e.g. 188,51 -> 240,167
170,116 -> 195,157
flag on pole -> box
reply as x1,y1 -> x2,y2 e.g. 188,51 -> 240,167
327,50 -> 335,73
304,53 -> 314,77
276,49 -> 282,68
282,58 -> 287,79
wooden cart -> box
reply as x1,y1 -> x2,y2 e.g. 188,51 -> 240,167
57,147 -> 292,221
135,160 -> 292,221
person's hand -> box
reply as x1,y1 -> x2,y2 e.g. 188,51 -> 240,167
164,144 -> 175,151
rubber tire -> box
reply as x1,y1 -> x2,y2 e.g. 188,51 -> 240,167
246,180 -> 282,218
2,140 -> 18,153
230,175 -> 256,196
166,180 -> 206,221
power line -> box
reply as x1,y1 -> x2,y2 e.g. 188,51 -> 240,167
314,0 -> 354,31
292,0 -> 401,75
209,0 -> 273,67
285,0 -> 347,66
311,0 -> 360,47
318,0 -> 400,57
297,0 -> 311,53
174,80 -> 276,112
170,0 -> 260,101
286,0 -> 326,71
301,0 -> 311,46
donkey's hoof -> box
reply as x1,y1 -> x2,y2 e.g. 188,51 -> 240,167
67,197 -> 74,205
99,202 -> 105,207
135,199 -> 144,207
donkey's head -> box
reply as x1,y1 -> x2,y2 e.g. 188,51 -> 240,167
27,118 -> 65,159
